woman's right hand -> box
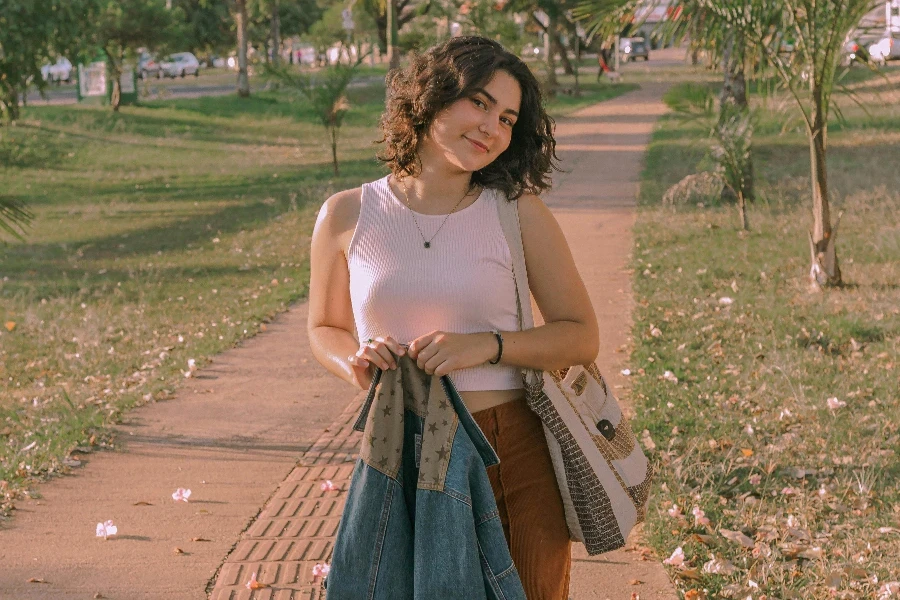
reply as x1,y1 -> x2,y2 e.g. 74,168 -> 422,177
347,336 -> 406,389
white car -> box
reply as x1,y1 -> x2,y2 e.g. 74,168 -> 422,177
41,57 -> 73,83
160,52 -> 201,78
868,37 -> 899,64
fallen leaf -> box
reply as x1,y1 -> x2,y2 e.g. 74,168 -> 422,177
629,579 -> 643,585
191,537 -> 211,542
703,557 -> 737,575
676,568 -> 702,581
685,590 -> 705,600
5,321 -> 16,332
173,547 -> 184,555
719,528 -> 755,549
741,448 -> 754,457
27,578 -> 48,584
797,546 -> 824,560
692,533 -> 717,546
132,501 -> 153,506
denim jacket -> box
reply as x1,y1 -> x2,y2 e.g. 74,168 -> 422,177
325,355 -> 526,600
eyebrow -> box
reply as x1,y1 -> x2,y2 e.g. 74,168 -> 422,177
474,88 -> 519,117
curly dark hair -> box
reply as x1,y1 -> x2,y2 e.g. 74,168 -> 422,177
377,36 -> 559,200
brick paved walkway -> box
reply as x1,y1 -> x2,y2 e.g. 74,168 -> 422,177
209,396 -> 363,600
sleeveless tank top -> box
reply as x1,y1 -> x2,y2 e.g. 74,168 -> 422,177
348,176 -> 522,391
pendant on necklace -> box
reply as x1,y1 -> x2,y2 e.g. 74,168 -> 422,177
424,242 -> 431,249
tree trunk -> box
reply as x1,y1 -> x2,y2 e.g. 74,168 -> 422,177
108,59 -> 122,112
1,84 -> 20,123
572,35 -> 581,97
235,0 -> 250,97
386,0 -> 399,69
543,13 -> 559,92
808,90 -> 841,286
271,0 -> 281,66
330,126 -> 339,175
554,33 -> 574,75
738,191 -> 749,231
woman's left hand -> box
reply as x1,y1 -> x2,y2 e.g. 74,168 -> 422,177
407,331 -> 498,376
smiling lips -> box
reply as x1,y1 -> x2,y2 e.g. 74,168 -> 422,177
465,136 -> 489,153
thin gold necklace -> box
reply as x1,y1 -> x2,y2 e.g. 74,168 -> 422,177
397,177 -> 477,249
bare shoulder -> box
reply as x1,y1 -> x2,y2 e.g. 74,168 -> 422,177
515,193 -> 558,234
315,186 -> 362,236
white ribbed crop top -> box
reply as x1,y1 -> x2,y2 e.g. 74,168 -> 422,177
348,176 -> 522,391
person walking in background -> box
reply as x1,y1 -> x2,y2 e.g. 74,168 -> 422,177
307,35 -> 599,599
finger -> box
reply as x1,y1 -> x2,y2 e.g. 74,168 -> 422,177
348,354 -> 369,369
358,347 -> 391,371
423,353 -> 447,375
415,343 -> 439,371
381,336 -> 406,356
371,343 -> 398,369
407,333 -> 435,359
433,360 -> 454,377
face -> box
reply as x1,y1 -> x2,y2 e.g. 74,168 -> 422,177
420,69 -> 522,173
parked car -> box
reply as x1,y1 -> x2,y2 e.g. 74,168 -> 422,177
41,57 -> 73,83
138,52 -> 161,79
620,37 -> 649,62
160,52 -> 201,78
868,37 -> 899,64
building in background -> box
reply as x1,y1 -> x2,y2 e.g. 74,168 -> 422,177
888,0 -> 900,34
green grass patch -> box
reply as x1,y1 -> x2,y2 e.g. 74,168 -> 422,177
631,81 -> 899,598
0,75 -> 635,519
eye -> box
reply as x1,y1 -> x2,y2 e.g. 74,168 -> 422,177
501,117 -> 515,127
471,97 -> 487,109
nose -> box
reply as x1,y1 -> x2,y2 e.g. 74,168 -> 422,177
479,115 -> 500,137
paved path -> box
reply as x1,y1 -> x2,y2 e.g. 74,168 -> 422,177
0,83 -> 675,600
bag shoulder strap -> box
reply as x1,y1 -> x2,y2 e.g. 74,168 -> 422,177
494,194 -> 542,387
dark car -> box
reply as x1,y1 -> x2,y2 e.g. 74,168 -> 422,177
621,37 -> 650,62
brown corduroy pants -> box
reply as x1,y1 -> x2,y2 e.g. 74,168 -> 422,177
472,398 -> 572,600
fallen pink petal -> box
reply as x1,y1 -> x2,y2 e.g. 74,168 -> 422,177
172,488 -> 192,502
312,563 -> 331,578
663,547 -> 685,567
320,480 -> 337,492
692,506 -> 711,527
245,571 -> 269,590
95,520 -> 118,539
826,396 -> 846,410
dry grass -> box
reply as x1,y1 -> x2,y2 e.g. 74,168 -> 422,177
632,80 -> 899,599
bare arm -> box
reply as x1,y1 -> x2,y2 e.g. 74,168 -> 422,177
498,194 -> 600,371
308,189 -> 406,391
307,189 -> 366,388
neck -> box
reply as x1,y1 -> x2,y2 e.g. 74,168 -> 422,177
398,158 -> 475,215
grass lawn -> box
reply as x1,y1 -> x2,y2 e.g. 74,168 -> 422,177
631,80 -> 899,598
0,74 -> 635,518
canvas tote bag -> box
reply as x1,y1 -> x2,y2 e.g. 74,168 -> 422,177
495,196 -> 653,556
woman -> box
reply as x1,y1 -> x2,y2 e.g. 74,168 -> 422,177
308,36 -> 599,599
